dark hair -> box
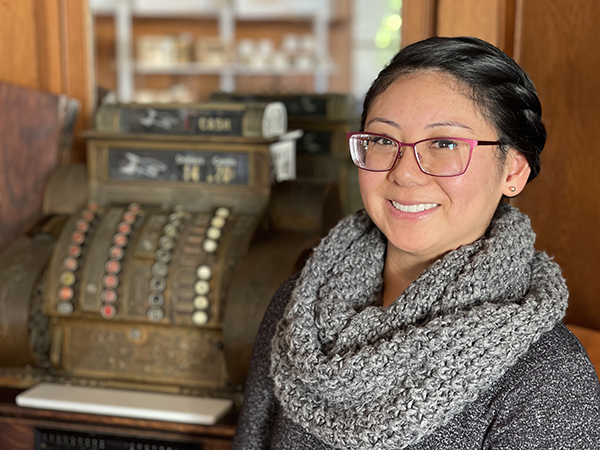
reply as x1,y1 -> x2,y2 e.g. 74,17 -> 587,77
361,36 -> 545,181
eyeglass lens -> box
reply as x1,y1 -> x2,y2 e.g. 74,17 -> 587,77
350,134 -> 471,176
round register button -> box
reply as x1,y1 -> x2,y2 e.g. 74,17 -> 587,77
206,227 -> 221,240
194,280 -> 210,295
101,289 -> 118,303
192,310 -> 209,326
196,265 -> 212,281
148,292 -> 165,307
203,239 -> 218,253
155,249 -> 171,263
60,271 -> 76,287
58,286 -> 74,302
122,211 -> 137,224
159,236 -> 174,250
57,301 -> 74,316
67,244 -> 82,258
147,307 -> 164,323
102,274 -> 119,289
81,209 -> 95,222
100,304 -> 116,319
75,219 -> 90,232
113,233 -> 128,247
108,245 -> 124,260
149,277 -> 166,292
63,256 -> 79,272
193,295 -> 210,310
215,207 -> 230,219
152,262 -> 169,277
163,224 -> 178,238
105,260 -> 121,275
117,222 -> 132,235
128,202 -> 141,213
211,216 -> 226,229
71,231 -> 85,245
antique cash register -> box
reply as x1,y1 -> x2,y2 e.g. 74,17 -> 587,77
0,100 -> 340,410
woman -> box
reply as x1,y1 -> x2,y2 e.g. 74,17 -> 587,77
232,37 -> 600,449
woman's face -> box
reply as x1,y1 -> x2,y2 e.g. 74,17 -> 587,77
359,71 -> 525,263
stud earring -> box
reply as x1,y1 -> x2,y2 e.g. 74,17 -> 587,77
509,186 -> 517,192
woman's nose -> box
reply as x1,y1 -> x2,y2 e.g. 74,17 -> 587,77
388,145 -> 428,185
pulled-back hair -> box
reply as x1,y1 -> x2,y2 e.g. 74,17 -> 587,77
361,36 -> 545,181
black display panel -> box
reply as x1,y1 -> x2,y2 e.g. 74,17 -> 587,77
108,148 -> 249,185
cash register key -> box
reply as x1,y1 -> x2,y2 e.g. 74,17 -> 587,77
117,221 -> 132,235
194,280 -> 210,295
102,274 -> 119,289
168,213 -> 181,222
101,289 -> 118,303
211,216 -> 226,229
122,211 -> 137,224
148,292 -> 165,306
58,286 -> 74,302
100,304 -> 117,319
108,245 -> 124,261
163,224 -> 178,238
60,271 -> 76,287
128,202 -> 141,213
67,244 -> 82,258
196,264 -> 212,280
63,256 -> 79,272
206,227 -> 221,240
152,262 -> 169,277
81,209 -> 95,222
87,200 -> 99,212
193,295 -> 210,310
159,236 -> 174,250
155,248 -> 171,263
170,218 -> 182,228
215,207 -> 230,219
113,233 -> 128,247
150,277 -> 166,292
105,260 -> 121,275
147,307 -> 164,323
203,239 -> 218,253
57,301 -> 74,316
75,219 -> 90,233
192,310 -> 209,326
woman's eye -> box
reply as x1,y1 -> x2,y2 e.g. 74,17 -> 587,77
430,139 -> 460,150
372,137 -> 395,146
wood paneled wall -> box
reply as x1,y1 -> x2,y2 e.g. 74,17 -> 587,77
0,0 -> 93,163
401,0 -> 600,330
511,0 -> 600,329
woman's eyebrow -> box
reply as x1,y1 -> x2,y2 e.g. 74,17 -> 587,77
365,117 -> 402,130
425,121 -> 474,131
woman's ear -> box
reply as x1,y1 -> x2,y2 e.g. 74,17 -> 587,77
502,149 -> 531,197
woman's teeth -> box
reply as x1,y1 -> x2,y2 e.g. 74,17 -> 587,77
391,201 -> 438,213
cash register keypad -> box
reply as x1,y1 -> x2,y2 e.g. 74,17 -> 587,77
57,201 -> 100,316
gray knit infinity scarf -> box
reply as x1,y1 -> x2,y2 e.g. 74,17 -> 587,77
270,204 -> 568,450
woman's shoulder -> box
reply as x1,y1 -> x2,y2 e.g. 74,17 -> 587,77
523,322 -> 598,378
481,322 -> 600,448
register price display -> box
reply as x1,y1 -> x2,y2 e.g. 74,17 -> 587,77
108,148 -> 249,185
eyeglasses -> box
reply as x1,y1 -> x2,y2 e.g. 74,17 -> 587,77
347,132 -> 502,177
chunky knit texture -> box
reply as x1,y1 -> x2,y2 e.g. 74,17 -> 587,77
270,204 -> 568,450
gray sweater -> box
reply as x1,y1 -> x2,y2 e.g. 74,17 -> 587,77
232,274 -> 600,449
